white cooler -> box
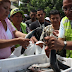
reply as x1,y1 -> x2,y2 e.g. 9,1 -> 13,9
0,54 -> 72,72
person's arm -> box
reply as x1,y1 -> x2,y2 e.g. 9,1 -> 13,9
45,36 -> 64,50
0,37 -> 30,49
30,36 -> 38,43
58,19 -> 65,41
58,38 -> 65,41
0,38 -> 18,49
53,30 -> 59,37
66,41 -> 72,50
44,36 -> 72,50
13,30 -> 27,38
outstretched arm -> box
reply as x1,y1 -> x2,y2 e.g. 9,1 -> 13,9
0,38 -> 30,49
13,30 -> 27,38
44,36 -> 72,50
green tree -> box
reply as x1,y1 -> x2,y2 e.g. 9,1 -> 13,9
19,0 -> 65,17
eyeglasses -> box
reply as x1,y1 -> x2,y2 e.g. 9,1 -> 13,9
62,6 -> 72,12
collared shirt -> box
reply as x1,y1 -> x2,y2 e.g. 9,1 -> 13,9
40,25 -> 57,41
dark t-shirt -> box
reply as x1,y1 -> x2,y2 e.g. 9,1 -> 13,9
29,20 -> 50,40
25,19 -> 32,27
29,20 -> 50,30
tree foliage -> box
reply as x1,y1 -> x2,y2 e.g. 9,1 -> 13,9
20,0 -> 65,17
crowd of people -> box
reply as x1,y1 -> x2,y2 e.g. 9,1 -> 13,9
0,0 -> 72,60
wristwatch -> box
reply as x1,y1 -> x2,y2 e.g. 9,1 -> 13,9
63,41 -> 67,49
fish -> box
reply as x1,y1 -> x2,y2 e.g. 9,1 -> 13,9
25,30 -> 35,39
25,27 -> 42,40
27,63 -> 51,72
28,63 -> 50,69
50,49 -> 61,72
50,49 -> 70,72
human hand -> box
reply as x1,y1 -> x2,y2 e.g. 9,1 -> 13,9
53,30 -> 59,37
30,36 -> 38,44
18,37 -> 30,49
36,41 -> 44,48
45,46 -> 51,58
44,36 -> 64,50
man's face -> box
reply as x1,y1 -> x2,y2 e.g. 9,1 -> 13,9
50,14 -> 61,26
30,12 -> 36,20
37,10 -> 45,22
63,0 -> 72,20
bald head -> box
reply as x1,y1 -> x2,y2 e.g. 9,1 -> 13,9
63,0 -> 72,1
63,0 -> 72,3
63,0 -> 72,20
63,0 -> 72,7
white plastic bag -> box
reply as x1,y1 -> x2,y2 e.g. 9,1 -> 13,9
35,45 -> 45,55
24,41 -> 36,56
35,41 -> 45,55
12,46 -> 22,57
9,53 -> 17,58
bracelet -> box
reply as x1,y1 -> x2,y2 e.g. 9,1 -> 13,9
63,41 -> 67,49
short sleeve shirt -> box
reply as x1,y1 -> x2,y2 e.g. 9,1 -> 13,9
40,25 -> 57,41
58,19 -> 65,38
58,19 -> 72,38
